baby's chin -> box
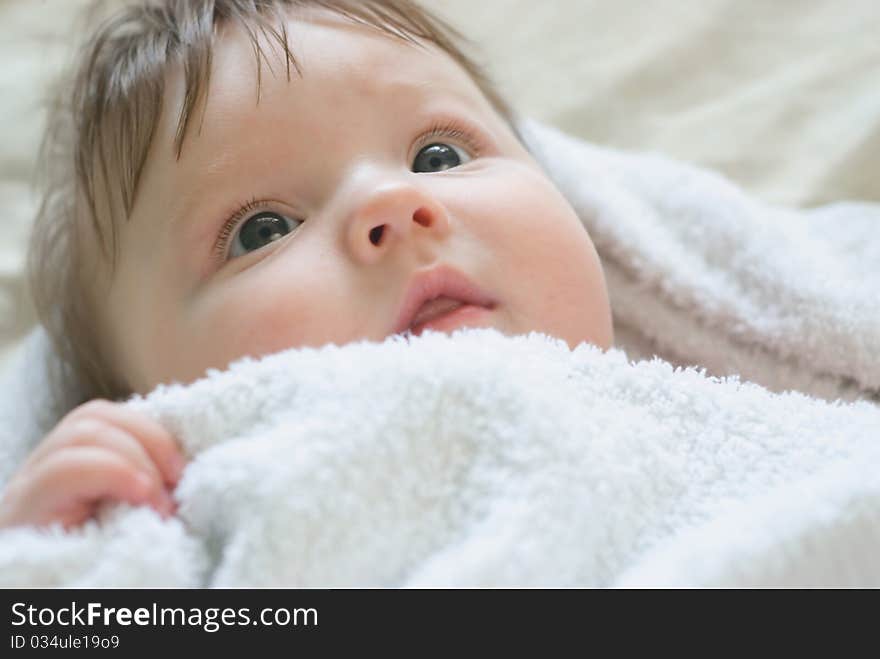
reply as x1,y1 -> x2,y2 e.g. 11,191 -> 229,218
558,326 -> 614,352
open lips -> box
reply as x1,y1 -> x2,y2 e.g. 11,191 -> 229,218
392,265 -> 497,337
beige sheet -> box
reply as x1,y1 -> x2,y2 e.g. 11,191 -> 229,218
2,0 -> 878,370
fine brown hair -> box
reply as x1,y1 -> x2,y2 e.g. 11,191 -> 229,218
27,0 -> 518,404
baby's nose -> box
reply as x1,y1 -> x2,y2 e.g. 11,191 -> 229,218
344,181 -> 451,264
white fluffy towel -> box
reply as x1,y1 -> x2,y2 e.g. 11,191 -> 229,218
1,330 -> 879,587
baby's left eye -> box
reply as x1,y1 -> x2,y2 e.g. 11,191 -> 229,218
411,143 -> 471,173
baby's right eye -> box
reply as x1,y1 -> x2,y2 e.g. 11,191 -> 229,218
226,211 -> 301,260
411,142 -> 471,173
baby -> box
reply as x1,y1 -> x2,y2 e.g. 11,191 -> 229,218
0,0 -> 613,529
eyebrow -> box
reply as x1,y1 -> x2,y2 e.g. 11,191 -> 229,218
167,150 -> 234,223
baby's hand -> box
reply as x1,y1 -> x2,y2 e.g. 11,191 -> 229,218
0,399 -> 186,530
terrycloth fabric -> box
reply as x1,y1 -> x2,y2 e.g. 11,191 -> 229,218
0,120 -> 878,586
0,329 -> 878,587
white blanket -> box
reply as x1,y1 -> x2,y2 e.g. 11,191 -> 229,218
0,121 -> 878,587
1,330 -> 879,587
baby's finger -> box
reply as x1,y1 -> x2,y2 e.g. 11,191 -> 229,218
28,419 -> 164,489
28,446 -> 175,520
67,400 -> 186,486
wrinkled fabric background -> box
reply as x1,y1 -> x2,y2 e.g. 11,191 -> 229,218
2,0 -> 878,369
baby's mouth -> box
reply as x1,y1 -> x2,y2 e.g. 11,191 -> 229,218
391,264 -> 498,337
405,297 -> 495,337
407,297 -> 465,330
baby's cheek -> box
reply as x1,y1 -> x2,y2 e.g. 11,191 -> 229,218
464,168 -> 543,227
204,280 -> 318,360
469,166 -> 611,348
467,167 -> 583,262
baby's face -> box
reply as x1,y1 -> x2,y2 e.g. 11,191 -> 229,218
104,11 -> 613,395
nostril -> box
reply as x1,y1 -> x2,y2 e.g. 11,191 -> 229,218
413,207 -> 432,227
369,225 -> 385,246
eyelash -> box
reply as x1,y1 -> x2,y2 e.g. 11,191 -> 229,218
412,119 -> 485,160
214,197 -> 265,261
212,119 -> 485,263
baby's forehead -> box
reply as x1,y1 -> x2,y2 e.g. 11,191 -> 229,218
159,13 -> 488,154
217,11 -> 473,88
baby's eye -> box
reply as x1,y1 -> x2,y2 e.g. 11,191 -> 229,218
411,142 -> 471,173
229,211 -> 301,259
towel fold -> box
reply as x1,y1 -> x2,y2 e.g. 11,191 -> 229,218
519,119 -> 880,403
